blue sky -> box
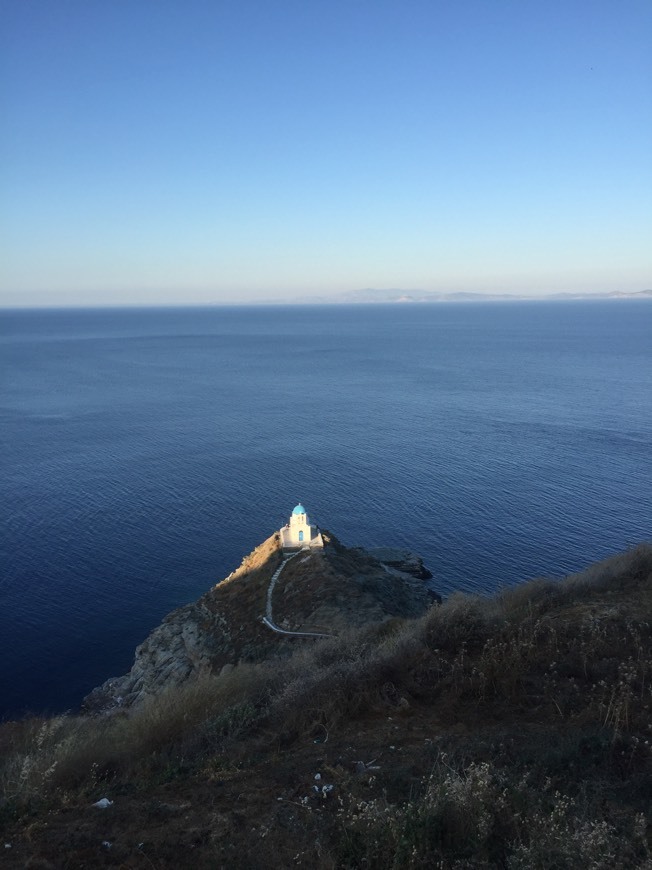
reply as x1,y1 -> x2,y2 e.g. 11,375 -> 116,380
1,0 -> 651,306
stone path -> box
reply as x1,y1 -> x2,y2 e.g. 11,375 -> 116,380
262,551 -> 333,639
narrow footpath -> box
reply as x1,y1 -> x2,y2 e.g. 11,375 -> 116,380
262,551 -> 333,639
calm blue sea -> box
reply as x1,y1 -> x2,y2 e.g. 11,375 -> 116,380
1,302 -> 651,718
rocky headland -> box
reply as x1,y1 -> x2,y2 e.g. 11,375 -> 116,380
84,531 -> 438,712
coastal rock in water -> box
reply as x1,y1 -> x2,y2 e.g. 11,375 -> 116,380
83,531 -> 437,713
365,547 -> 434,581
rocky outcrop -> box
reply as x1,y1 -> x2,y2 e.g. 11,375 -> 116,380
83,531 -> 437,713
83,602 -> 216,713
365,547 -> 434,581
83,533 -> 285,713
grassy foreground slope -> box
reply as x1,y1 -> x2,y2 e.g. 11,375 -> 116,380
1,544 -> 651,868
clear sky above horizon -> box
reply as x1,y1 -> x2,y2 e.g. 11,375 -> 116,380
2,0 -> 651,307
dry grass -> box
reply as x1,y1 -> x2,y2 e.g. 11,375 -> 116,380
0,663 -> 272,803
337,755 -> 651,869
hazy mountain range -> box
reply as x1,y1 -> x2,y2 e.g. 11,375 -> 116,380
275,287 -> 652,305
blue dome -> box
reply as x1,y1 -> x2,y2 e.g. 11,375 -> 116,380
292,504 -> 306,515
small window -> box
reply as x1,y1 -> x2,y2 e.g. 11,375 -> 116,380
298,530 -> 304,542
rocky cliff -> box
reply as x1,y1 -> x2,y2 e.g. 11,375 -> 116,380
83,531 -> 437,712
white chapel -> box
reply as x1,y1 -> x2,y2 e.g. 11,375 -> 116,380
279,503 -> 324,550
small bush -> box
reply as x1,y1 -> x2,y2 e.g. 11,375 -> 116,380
497,577 -> 562,621
421,592 -> 495,653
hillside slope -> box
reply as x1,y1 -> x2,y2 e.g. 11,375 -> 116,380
1,543 -> 651,868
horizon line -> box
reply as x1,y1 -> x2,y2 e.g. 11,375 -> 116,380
2,290 -> 652,311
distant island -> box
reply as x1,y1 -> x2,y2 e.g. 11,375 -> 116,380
338,288 -> 652,304
231,288 -> 652,306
